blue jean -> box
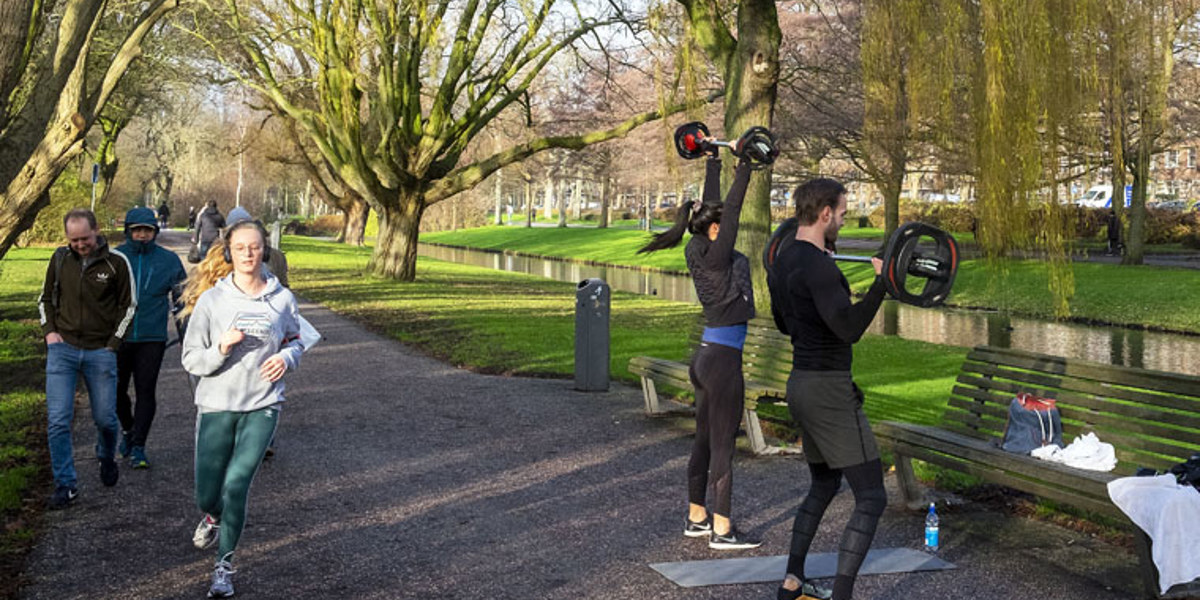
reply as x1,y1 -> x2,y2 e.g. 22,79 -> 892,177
46,342 -> 120,488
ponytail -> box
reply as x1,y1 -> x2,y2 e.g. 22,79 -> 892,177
637,200 -> 723,254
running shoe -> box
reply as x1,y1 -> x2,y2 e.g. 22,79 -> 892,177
207,560 -> 236,598
48,486 -> 78,509
193,514 -> 220,550
778,579 -> 833,600
129,446 -> 149,469
119,431 -> 132,458
684,518 -> 712,538
99,457 -> 119,487
708,526 -> 762,550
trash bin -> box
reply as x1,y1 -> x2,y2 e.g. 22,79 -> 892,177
575,278 -> 610,391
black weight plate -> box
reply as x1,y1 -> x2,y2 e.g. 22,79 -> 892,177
674,121 -> 711,160
881,222 -> 959,307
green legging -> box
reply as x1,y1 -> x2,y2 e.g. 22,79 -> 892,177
195,406 -> 279,563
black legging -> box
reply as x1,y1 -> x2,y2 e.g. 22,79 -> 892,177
687,342 -> 744,519
116,341 -> 167,447
786,459 -> 887,600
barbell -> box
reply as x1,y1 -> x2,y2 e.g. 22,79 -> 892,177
674,121 -> 780,169
765,220 -> 960,308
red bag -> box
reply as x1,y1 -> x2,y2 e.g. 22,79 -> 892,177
1016,392 -> 1056,411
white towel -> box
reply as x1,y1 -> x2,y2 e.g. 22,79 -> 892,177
1029,432 -> 1117,472
1108,475 -> 1200,594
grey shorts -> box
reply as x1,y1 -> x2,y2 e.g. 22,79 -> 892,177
786,370 -> 880,469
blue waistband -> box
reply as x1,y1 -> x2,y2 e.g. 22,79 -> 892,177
702,324 -> 748,350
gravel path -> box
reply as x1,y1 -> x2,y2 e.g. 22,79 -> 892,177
18,230 -> 1143,599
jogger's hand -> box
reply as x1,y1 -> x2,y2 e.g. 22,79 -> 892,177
260,355 -> 287,382
219,328 -> 245,355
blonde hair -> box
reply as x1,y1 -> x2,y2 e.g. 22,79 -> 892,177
179,242 -> 232,319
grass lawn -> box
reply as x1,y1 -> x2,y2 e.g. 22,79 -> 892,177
422,226 -> 1200,333
0,247 -> 52,592
282,236 -> 966,429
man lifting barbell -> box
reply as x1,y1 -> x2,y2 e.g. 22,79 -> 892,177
764,179 -> 891,600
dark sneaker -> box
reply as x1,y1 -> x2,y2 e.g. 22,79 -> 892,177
778,579 -> 833,600
130,446 -> 149,469
48,486 -> 78,509
99,458 -> 119,487
709,527 -> 762,550
193,514 -> 220,549
207,560 -> 236,598
684,518 -> 712,538
119,431 -> 132,458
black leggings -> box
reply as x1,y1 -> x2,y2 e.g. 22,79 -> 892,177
786,459 -> 887,600
116,341 -> 166,447
687,342 -> 744,519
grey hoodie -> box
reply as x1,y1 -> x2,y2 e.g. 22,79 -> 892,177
182,272 -> 304,412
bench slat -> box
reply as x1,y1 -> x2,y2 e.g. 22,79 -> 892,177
967,346 -> 1200,399
963,361 -> 1200,419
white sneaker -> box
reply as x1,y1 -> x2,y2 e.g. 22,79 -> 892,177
193,514 -> 220,550
207,560 -> 235,598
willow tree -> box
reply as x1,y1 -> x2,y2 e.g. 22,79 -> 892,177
678,0 -> 779,302
0,0 -> 177,260
196,0 -> 707,280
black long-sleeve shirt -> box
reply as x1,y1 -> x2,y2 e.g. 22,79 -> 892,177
770,240 -> 886,370
685,158 -> 756,327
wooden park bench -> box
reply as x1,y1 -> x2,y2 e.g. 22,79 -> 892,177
873,345 -> 1200,599
628,316 -> 796,456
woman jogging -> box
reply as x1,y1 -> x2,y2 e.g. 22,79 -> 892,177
181,220 -> 306,598
638,146 -> 756,549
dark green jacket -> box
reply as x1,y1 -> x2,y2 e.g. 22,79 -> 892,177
38,237 -> 137,350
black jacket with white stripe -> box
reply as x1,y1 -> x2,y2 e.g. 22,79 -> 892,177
39,237 -> 137,351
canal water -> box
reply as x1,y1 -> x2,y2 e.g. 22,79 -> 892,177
419,243 -> 1200,375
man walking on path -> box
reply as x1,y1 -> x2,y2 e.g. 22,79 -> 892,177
38,209 -> 137,508
157,201 -> 172,229
115,207 -> 188,469
1106,210 -> 1122,256
193,200 -> 225,258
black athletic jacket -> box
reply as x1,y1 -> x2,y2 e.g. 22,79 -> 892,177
685,158 -> 755,327
38,237 -> 137,351
770,241 -> 886,370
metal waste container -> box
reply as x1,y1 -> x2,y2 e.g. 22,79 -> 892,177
575,278 -> 610,391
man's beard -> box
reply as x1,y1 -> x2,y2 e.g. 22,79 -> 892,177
824,220 -> 839,246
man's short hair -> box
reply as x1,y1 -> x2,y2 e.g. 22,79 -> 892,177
63,209 -> 98,231
792,179 -> 847,226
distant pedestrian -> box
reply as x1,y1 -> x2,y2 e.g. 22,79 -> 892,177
115,207 -> 188,470
157,201 -> 171,229
38,209 -> 137,508
187,206 -> 197,231
192,200 -> 225,258
1107,210 -> 1122,256
182,220 -> 309,598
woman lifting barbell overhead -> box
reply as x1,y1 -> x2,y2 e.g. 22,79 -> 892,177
639,123 -> 773,550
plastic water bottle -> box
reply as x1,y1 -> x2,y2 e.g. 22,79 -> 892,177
924,502 -> 940,552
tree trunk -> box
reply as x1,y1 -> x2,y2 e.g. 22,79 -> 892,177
525,182 -> 534,228
598,177 -> 610,229
556,179 -> 568,227
1124,148 -> 1149,265
493,173 -> 503,226
370,197 -> 425,280
543,179 -> 553,220
339,191 -> 368,246
877,168 -> 904,237
573,177 -> 583,219
725,0 -> 781,311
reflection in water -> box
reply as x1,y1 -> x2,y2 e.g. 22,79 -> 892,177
419,243 -> 1200,375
